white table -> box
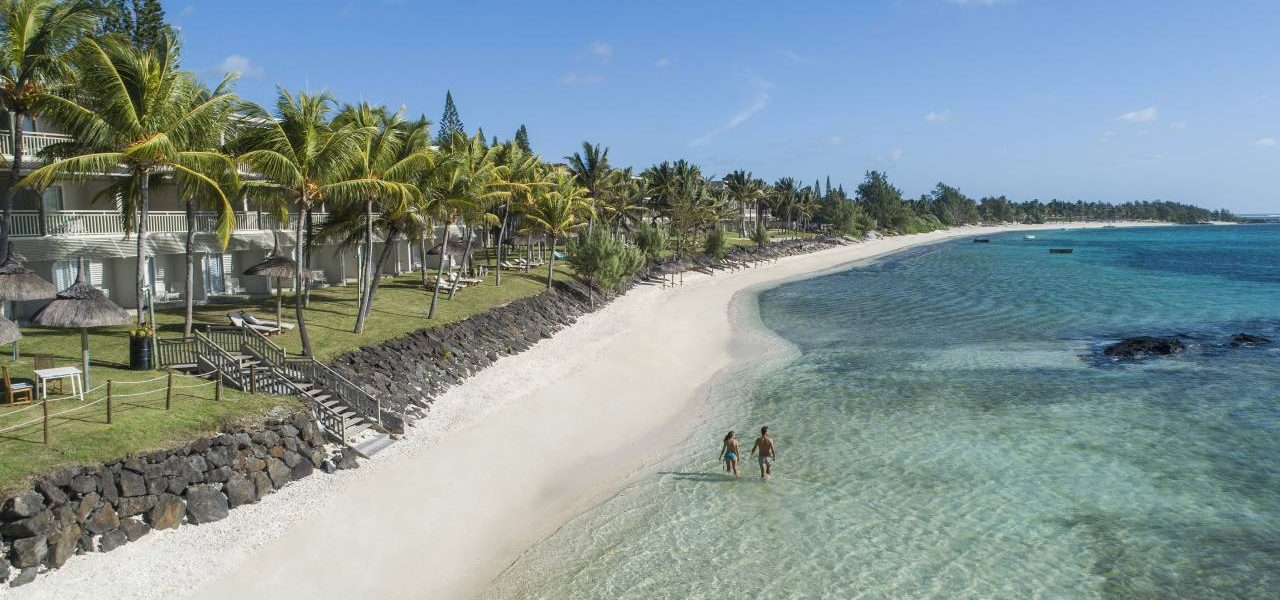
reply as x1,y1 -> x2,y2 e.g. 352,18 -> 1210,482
33,366 -> 84,401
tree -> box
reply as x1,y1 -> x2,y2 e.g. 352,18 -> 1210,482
21,34 -> 238,328
703,226 -> 728,259
564,141 -> 611,234
856,170 -> 909,232
723,170 -> 766,237
513,124 -> 531,153
567,227 -> 642,308
96,0 -> 171,50
0,0 -> 99,262
490,143 -> 545,286
435,90 -> 464,146
524,172 -> 587,289
234,88 -> 382,356
330,104 -> 433,334
634,221 -> 668,262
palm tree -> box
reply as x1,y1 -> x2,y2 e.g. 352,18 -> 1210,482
564,141 -> 610,234
490,143 -> 544,286
331,103 -> 432,333
524,172 -> 588,289
234,88 -> 393,356
723,170 -> 766,238
0,0 -> 99,261
20,35 -> 238,327
771,177 -> 800,236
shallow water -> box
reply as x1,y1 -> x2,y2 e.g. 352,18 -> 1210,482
483,225 -> 1280,599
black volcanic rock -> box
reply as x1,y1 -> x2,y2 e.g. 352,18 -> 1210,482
1104,336 -> 1186,359
1230,333 -> 1271,346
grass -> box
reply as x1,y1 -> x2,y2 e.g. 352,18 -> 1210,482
0,249 -> 574,492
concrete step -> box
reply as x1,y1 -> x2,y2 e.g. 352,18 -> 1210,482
352,434 -> 395,458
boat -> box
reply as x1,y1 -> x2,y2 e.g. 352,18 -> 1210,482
973,238 -> 991,243
1049,248 -> 1074,254
1023,235 -> 1036,240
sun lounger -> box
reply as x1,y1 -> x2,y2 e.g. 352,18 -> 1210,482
230,310 -> 295,334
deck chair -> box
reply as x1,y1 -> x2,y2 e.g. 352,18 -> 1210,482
33,355 -> 62,394
2,366 -> 33,405
240,311 -> 296,332
227,310 -> 277,334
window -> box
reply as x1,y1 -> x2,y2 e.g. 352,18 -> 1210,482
52,260 -> 105,296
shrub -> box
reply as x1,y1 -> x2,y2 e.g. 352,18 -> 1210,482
704,227 -> 728,259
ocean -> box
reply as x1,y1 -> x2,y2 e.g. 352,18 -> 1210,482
483,225 -> 1280,599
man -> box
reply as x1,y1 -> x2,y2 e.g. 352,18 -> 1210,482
750,426 -> 777,479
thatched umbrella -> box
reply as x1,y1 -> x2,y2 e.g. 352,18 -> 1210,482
31,262 -> 129,389
0,246 -> 57,359
0,315 -> 20,346
244,255 -> 306,326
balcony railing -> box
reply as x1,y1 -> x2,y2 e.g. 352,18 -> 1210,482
0,130 -> 75,159
8,209 -> 321,238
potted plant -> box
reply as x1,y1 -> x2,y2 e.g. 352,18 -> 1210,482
129,324 -> 154,370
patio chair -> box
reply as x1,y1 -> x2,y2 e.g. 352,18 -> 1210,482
33,355 -> 62,394
2,366 -> 33,406
240,311 -> 295,332
227,310 -> 278,334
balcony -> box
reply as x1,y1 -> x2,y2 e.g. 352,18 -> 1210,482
8,210 -> 321,238
0,130 -> 74,160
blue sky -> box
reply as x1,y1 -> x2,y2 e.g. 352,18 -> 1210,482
172,0 -> 1279,212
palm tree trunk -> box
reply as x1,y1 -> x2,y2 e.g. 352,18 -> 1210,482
294,202 -> 313,356
136,171 -> 151,326
449,224 -> 474,300
427,218 -> 452,319
0,114 -> 24,263
303,210 -> 314,307
419,235 -> 429,286
545,234 -> 557,289
274,277 -> 282,326
495,199 -> 510,286
525,232 -> 532,274
354,198 -> 375,334
183,201 -> 196,337
361,227 -> 398,327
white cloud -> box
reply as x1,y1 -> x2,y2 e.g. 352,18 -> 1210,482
1170,121 -> 1187,129
1117,106 -> 1159,123
778,49 -> 804,62
590,41 -> 613,63
1256,137 -> 1277,147
924,109 -> 951,123
948,0 -> 1014,5
215,54 -> 263,78
821,134 -> 846,146
690,78 -> 773,147
654,57 -> 671,68
1099,130 -> 1116,143
889,148 -> 904,161
559,72 -> 605,86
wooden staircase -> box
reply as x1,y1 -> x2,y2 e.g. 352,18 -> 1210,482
191,327 -> 394,457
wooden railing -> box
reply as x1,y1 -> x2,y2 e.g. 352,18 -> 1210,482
193,331 -> 244,389
242,323 -> 286,367
0,130 -> 74,159
247,357 -> 347,441
154,337 -> 197,367
283,356 -> 383,429
203,325 -> 245,354
6,210 -> 323,238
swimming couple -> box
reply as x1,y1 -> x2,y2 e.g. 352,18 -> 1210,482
719,427 -> 776,479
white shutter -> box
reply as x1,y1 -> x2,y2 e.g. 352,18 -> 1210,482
52,261 -> 70,291
89,261 -> 104,286
222,253 -> 233,275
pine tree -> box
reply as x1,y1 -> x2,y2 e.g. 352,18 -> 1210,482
825,176 -> 833,199
475,126 -> 487,149
491,135 -> 499,147
514,124 -> 531,153
436,90 -> 465,145
132,0 -> 169,50
97,0 -> 133,36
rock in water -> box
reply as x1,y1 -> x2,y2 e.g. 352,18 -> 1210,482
1231,333 -> 1271,346
1103,336 -> 1186,359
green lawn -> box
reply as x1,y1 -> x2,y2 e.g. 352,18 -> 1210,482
0,257 -> 574,493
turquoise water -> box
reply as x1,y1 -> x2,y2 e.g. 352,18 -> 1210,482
483,225 -> 1280,599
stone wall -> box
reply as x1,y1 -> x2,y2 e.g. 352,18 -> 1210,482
0,411 -> 359,588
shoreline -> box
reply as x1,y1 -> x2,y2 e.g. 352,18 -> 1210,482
4,222 -> 1161,600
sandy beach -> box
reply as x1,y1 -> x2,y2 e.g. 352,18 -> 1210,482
5,222 -> 1156,600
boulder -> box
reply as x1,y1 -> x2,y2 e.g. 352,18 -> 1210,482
2,491 -> 45,519
290,458 -> 314,480
0,556 -> 8,582
84,504 -> 119,535
146,494 -> 184,530
75,492 -> 99,524
116,469 -> 147,497
115,495 -> 157,518
34,480 -> 68,506
1,509 -> 56,538
224,474 -> 255,508
336,448 -> 360,470
120,517 -> 150,542
48,524 -> 81,568
9,567 -> 36,588
249,471 -> 273,500
69,474 -> 98,495
10,535 -> 48,568
184,486 -> 229,524
1103,336 -> 1186,359
265,457 -> 291,488
98,529 -> 127,552
1231,333 -> 1271,346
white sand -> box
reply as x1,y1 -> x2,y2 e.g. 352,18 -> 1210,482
4,223 -> 1154,600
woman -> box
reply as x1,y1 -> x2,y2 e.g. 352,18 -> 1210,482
719,431 -> 740,477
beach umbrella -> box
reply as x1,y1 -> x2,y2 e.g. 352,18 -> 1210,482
0,315 -> 20,345
244,255 -> 307,326
0,246 -> 58,359
31,262 -> 129,390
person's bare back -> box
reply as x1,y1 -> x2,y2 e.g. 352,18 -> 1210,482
749,426 -> 777,479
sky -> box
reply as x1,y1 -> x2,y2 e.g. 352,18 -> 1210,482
170,0 -> 1279,213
